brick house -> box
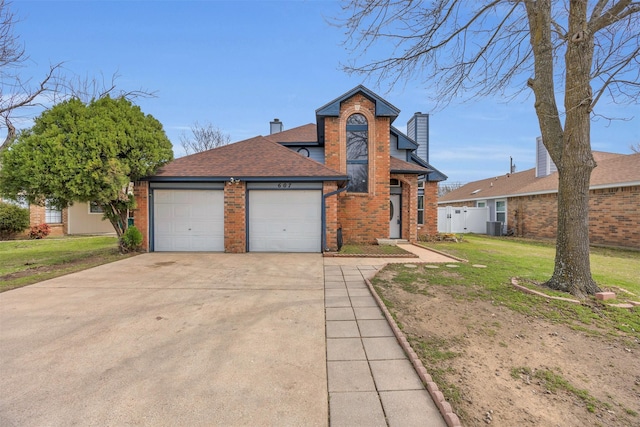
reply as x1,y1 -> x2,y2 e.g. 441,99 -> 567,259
134,85 -> 447,252
12,202 -> 115,237
438,139 -> 640,249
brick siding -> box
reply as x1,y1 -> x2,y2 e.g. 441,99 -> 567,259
326,94 -> 393,244
324,181 -> 339,251
133,181 -> 149,250
224,182 -> 246,253
446,185 -> 639,249
420,181 -> 439,237
29,204 -> 66,237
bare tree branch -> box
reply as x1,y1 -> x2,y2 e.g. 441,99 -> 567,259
180,122 -> 230,156
0,1 -> 159,153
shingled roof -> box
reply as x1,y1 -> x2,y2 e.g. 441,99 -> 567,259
439,151 -> 640,203
151,136 -> 346,181
265,124 -> 317,144
390,156 -> 431,174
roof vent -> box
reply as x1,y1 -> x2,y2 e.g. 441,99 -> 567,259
270,118 -> 283,135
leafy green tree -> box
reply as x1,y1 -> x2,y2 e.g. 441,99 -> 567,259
0,96 -> 173,242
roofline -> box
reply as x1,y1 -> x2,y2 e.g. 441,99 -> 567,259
410,153 -> 448,181
144,175 -> 349,182
277,141 -> 321,146
437,180 -> 640,204
315,85 -> 401,120
390,126 -> 419,150
391,168 -> 430,174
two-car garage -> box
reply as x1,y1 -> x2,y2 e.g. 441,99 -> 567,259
151,184 -> 322,253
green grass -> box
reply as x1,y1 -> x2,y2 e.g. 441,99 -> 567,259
410,335 -> 466,416
420,235 -> 640,294
338,244 -> 413,255
372,235 -> 640,340
0,236 -> 132,291
511,366 -> 603,413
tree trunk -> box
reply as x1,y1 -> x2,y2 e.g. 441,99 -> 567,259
544,0 -> 600,298
545,157 -> 600,298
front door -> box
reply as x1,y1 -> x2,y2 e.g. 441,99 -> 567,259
389,195 -> 401,238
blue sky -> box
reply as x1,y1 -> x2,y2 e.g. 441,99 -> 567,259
8,0 -> 640,184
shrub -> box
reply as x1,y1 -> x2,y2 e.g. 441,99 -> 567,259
29,223 -> 51,239
0,201 -> 30,240
120,225 -> 143,252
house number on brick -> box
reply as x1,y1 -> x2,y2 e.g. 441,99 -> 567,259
277,183 -> 292,188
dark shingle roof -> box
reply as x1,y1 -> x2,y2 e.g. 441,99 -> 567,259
151,136 -> 346,180
390,156 -> 431,174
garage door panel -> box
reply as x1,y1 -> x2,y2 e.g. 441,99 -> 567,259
153,189 -> 224,252
249,190 -> 321,253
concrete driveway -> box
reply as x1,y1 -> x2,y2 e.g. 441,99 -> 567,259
0,253 -> 327,427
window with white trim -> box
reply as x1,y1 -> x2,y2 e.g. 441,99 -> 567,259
45,202 -> 62,223
476,201 -> 486,208
417,194 -> 424,225
496,200 -> 506,223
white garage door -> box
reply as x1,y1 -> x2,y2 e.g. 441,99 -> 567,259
153,189 -> 224,251
249,190 -> 321,252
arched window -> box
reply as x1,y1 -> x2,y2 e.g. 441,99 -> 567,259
346,113 -> 368,193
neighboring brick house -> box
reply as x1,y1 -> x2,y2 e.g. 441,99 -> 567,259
134,85 -> 447,253
8,201 -> 114,237
438,139 -> 640,249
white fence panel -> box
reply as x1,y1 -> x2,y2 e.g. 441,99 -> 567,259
437,206 -> 489,234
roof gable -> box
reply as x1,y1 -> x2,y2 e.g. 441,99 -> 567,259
391,126 -> 419,150
151,136 -> 346,181
315,85 -> 401,120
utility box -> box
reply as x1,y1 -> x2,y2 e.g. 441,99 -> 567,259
486,221 -> 503,236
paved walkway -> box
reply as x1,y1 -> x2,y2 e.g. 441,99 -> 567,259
323,244 -> 453,427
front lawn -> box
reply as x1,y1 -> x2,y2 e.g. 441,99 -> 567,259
0,236 -> 134,292
372,234 -> 640,425
419,234 -> 639,295
338,243 -> 414,255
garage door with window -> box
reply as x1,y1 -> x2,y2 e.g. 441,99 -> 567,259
248,187 -> 321,253
153,189 -> 224,251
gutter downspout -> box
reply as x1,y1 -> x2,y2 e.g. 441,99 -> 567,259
322,183 -> 348,252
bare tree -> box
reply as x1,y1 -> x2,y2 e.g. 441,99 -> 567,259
180,122 -> 230,155
0,0 -> 64,151
0,1 -> 155,152
338,0 -> 640,298
631,143 -> 640,153
438,182 -> 464,197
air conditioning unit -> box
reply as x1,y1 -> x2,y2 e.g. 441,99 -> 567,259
486,221 -> 503,236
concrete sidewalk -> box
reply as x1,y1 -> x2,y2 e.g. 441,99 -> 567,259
324,244 -> 454,427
